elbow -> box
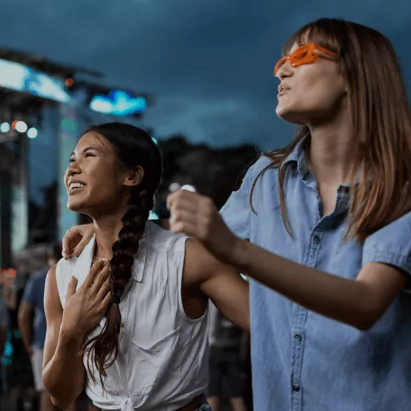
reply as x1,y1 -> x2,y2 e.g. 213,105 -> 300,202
351,306 -> 382,331
44,388 -> 74,411
50,398 -> 75,411
43,373 -> 71,410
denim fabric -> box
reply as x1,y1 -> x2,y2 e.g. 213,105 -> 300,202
220,137 -> 411,411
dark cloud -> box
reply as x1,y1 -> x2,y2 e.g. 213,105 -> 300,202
2,0 -> 411,149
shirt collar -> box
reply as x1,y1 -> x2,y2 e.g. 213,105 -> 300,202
279,135 -> 360,189
280,134 -> 310,180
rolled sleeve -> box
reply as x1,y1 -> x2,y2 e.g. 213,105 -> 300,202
362,211 -> 411,275
219,160 -> 259,240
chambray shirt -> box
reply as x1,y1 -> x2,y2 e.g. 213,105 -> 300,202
220,138 -> 411,411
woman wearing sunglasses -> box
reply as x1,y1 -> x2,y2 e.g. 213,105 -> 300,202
167,18 -> 411,411
63,18 -> 411,411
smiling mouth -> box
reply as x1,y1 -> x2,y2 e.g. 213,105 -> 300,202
68,182 -> 85,193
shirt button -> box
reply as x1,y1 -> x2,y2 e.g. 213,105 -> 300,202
294,333 -> 302,342
293,384 -> 301,392
313,235 -> 320,244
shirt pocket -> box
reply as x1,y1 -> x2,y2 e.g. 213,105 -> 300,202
130,327 -> 181,397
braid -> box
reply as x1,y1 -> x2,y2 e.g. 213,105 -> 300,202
84,190 -> 153,386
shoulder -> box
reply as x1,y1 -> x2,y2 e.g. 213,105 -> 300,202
182,238 -> 229,287
243,155 -> 277,183
52,258 -> 76,302
363,210 -> 411,275
237,155 -> 280,197
145,221 -> 187,258
44,265 -> 64,318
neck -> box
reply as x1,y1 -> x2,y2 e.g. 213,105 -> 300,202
307,108 -> 354,186
92,210 -> 127,259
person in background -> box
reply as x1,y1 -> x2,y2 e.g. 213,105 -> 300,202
207,301 -> 248,411
18,243 -> 62,411
0,295 -> 7,362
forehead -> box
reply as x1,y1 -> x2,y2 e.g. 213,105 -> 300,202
74,131 -> 110,152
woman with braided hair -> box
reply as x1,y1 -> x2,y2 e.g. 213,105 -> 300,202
42,123 -> 249,411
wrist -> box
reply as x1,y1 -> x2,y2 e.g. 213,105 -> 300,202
228,236 -> 249,268
59,324 -> 86,346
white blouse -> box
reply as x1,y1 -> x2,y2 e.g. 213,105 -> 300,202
55,222 -> 209,411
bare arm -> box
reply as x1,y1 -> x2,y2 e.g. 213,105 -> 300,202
183,239 -> 250,332
169,190 -> 407,331
233,240 -> 405,330
17,301 -> 34,356
42,265 -> 86,410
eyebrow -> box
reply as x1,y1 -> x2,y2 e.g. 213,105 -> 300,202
70,146 -> 101,157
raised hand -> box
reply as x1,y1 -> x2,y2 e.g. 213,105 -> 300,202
62,224 -> 95,260
61,261 -> 111,340
167,190 -> 241,264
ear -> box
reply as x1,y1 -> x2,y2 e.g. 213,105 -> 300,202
123,166 -> 144,187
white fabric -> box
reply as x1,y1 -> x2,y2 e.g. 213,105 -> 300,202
55,222 -> 209,411
31,347 -> 44,391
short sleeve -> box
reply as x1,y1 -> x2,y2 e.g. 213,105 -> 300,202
362,211 -> 411,276
219,161 -> 257,240
22,277 -> 37,305
0,299 -> 8,329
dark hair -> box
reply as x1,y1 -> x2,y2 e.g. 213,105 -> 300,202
251,18 -> 411,242
48,242 -> 62,262
81,123 -> 162,384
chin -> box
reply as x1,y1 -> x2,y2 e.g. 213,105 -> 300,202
276,105 -> 306,125
67,198 -> 88,214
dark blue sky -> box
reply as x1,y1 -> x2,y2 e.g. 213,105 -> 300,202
2,0 -> 411,150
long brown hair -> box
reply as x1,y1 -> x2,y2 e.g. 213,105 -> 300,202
252,18 -> 411,242
81,123 -> 162,386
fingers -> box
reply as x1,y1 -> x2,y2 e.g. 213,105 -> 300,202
82,260 -> 106,288
62,224 -> 95,260
62,229 -> 81,260
96,276 -> 111,302
169,208 -> 198,228
91,264 -> 111,295
100,290 -> 112,311
65,276 -> 78,304
73,226 -> 94,257
168,194 -> 198,214
170,220 -> 198,237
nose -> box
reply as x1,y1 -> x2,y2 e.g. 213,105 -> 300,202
66,159 -> 81,178
275,60 -> 293,80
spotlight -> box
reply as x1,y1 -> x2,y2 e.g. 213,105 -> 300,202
15,121 -> 28,133
27,127 -> 38,139
65,78 -> 74,87
0,122 -> 10,133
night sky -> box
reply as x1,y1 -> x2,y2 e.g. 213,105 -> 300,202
2,0 -> 411,152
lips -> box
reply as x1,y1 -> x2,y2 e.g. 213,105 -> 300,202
278,84 -> 290,96
67,180 -> 86,192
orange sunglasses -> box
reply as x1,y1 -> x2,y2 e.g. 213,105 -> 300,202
274,43 -> 337,76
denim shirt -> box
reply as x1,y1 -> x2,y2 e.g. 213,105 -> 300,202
220,138 -> 411,411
